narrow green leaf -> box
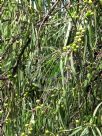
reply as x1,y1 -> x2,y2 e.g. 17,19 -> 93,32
95,127 -> 102,136
80,127 -> 89,136
93,102 -> 102,117
69,127 -> 82,136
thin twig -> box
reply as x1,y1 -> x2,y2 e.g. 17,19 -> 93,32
12,34 -> 31,75
0,76 -> 8,80
38,0 -> 59,33
37,0 -> 60,51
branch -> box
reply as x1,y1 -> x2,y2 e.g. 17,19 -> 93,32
37,0 -> 60,51
12,35 -> 31,75
0,75 -> 8,80
38,0 -> 59,32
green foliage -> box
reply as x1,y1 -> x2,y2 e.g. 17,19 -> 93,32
0,0 -> 102,136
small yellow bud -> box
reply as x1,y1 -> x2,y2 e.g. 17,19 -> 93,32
75,36 -> 80,39
77,38 -> 81,42
88,0 -> 92,4
40,104 -> 44,107
25,124 -> 29,127
59,127 -> 63,130
73,49 -> 77,52
63,46 -> 67,51
61,104 -> 64,108
24,92 -> 28,97
76,32 -> 81,36
72,43 -> 76,47
45,130 -> 49,134
76,45 -> 79,48
36,99 -> 40,104
29,127 -> 33,131
51,94 -> 54,97
36,106 -> 41,110
21,132 -> 26,136
79,26 -> 83,31
83,0 -> 87,3
81,29 -> 85,33
76,120 -> 79,124
86,10 -> 93,17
